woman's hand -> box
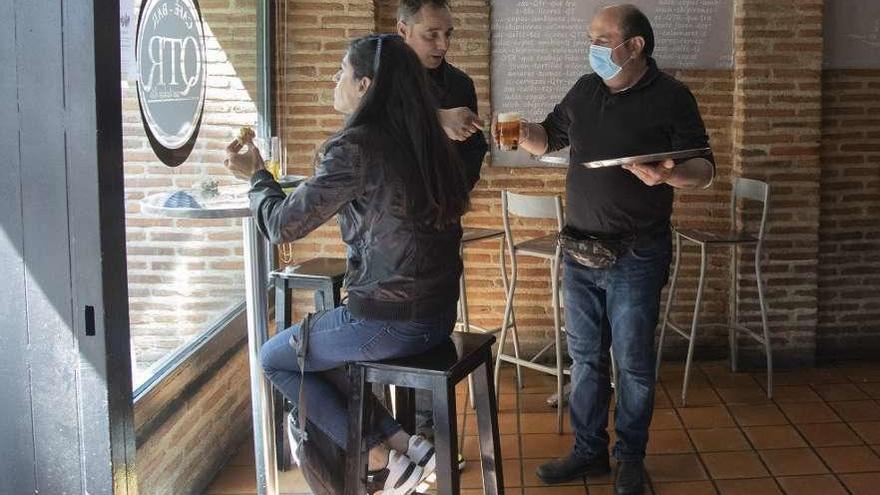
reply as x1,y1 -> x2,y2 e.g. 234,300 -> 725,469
224,138 -> 265,181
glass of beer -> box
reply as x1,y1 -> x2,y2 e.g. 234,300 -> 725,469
497,112 -> 521,151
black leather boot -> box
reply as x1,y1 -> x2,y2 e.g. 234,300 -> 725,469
536,452 -> 611,484
615,460 -> 646,495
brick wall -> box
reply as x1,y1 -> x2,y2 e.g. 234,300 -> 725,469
124,0 -> 259,383
731,0 -> 824,365
135,344 -> 251,494
818,69 -> 880,360
268,0 -> 878,366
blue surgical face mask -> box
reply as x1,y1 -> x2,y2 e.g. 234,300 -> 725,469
589,39 -> 631,80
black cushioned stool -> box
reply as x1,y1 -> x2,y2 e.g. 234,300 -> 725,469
344,332 -> 504,495
273,257 -> 347,333
271,257 -> 347,470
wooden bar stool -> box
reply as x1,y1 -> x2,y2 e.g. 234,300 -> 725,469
345,332 -> 504,495
273,257 -> 347,332
271,257 -> 346,470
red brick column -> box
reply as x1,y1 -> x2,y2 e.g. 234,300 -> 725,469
818,69 -> 880,360
732,0 -> 824,366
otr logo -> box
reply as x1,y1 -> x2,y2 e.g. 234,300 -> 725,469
136,0 -> 206,164
141,34 -> 202,96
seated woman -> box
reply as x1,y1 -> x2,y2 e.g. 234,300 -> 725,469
224,34 -> 472,495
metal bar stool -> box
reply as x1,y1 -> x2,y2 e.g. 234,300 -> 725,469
345,332 -> 504,495
458,227 -> 514,418
656,177 -> 772,406
493,190 -> 568,433
271,257 -> 347,470
458,227 -> 509,336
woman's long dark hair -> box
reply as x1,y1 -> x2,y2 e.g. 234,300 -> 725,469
343,34 -> 468,229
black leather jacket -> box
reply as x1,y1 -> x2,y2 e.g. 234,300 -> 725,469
249,126 -> 472,321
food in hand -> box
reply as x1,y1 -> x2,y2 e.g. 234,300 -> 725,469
237,126 -> 255,145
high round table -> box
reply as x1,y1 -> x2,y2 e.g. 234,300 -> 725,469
142,179 -> 303,495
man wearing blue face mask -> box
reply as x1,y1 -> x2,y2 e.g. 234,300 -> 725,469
501,4 -> 715,495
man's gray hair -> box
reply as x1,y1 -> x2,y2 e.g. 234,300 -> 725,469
397,0 -> 450,24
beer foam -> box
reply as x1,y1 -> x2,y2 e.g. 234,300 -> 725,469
497,112 -> 521,123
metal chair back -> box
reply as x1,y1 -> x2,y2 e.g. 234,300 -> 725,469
730,177 -> 770,242
501,190 -> 564,234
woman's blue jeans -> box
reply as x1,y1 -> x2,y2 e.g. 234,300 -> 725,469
564,233 -> 671,462
260,305 -> 456,449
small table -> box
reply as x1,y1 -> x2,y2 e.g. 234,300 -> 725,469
142,179 -> 303,495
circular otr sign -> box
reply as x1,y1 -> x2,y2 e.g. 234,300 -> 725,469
136,0 -> 207,166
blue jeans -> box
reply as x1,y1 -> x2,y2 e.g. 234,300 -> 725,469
564,232 -> 671,462
260,305 -> 456,449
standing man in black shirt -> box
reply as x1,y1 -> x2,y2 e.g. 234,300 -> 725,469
397,0 -> 488,189
396,0 -> 489,467
500,5 -> 714,495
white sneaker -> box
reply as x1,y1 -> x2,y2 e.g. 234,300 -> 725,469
287,411 -> 302,466
367,450 -> 423,495
405,434 -> 436,484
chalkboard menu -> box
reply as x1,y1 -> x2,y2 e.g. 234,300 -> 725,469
491,0 -> 733,166
824,0 -> 880,69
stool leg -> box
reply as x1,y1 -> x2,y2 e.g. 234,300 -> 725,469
274,389 -> 289,471
459,244 -> 472,334
394,386 -> 416,435
729,244 -> 739,373
274,279 -> 292,471
473,357 -> 504,495
432,377 -> 460,495
682,243 -> 708,407
656,232 -> 681,378
551,256 -> 564,434
276,279 -> 293,331
332,280 -> 343,307
317,279 -> 342,311
314,285 -> 328,312
494,252 -> 518,397
510,309 -> 524,390
345,366 -> 368,495
755,243 -> 773,398
499,237 -> 523,389
459,244 -> 477,409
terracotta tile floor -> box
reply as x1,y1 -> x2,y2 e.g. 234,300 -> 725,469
205,360 -> 880,494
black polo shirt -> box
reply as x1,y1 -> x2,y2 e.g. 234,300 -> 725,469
541,58 -> 714,237
429,60 -> 488,190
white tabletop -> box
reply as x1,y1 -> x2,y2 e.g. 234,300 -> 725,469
140,176 -> 305,219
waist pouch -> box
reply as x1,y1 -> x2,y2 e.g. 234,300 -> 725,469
557,226 -> 628,269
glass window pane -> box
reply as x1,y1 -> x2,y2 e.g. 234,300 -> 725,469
122,0 -> 261,388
